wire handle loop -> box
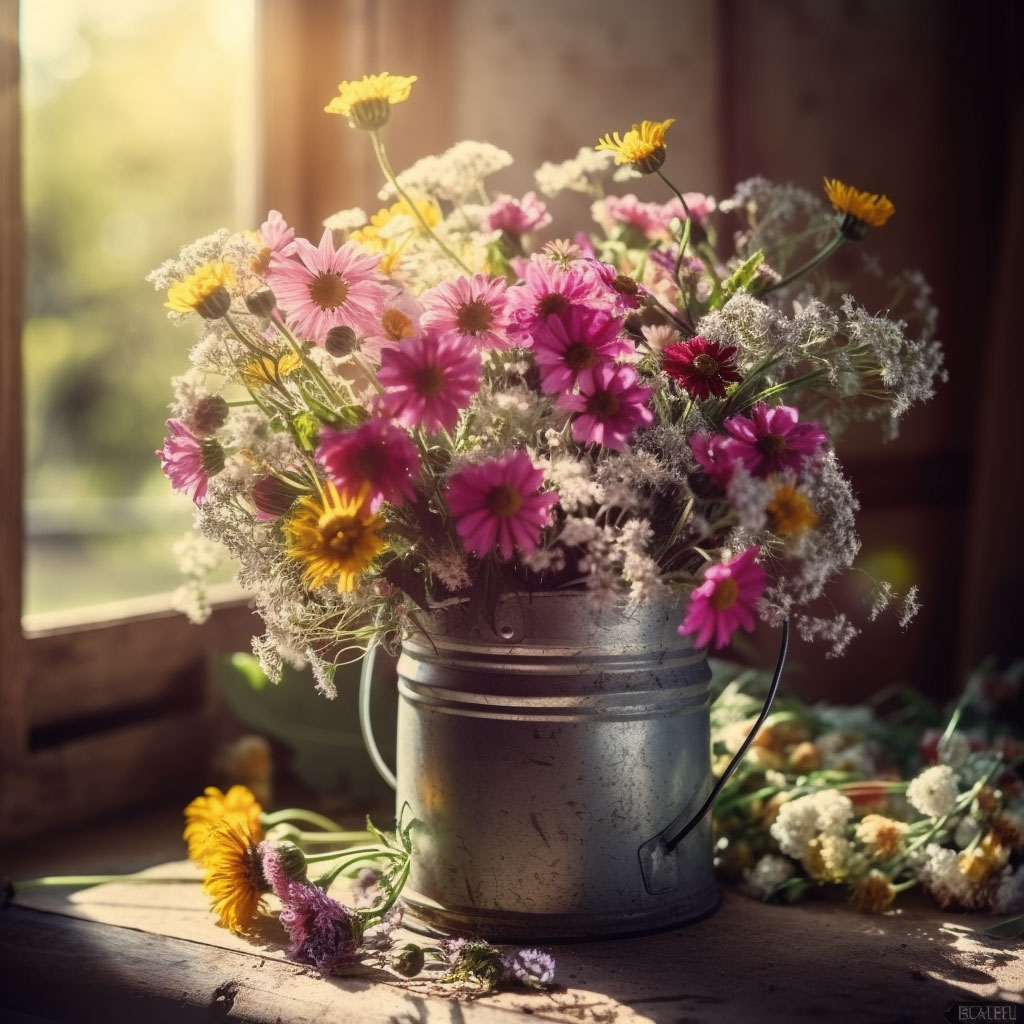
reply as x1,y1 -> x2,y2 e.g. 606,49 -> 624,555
358,638 -> 397,791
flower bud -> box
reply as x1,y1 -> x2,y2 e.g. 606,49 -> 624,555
390,942 -> 425,978
194,285 -> 232,320
349,97 -> 391,132
199,437 -> 225,477
190,395 -> 229,435
325,325 -> 360,357
245,287 -> 277,318
252,474 -> 302,519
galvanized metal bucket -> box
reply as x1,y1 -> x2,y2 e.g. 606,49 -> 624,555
361,590 -> 724,940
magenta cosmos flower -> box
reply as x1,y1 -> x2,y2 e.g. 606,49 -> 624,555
316,418 -> 419,511
661,336 -> 741,400
156,419 -> 223,505
377,330 -> 481,433
446,451 -> 559,560
532,307 -> 633,394
558,364 -> 654,451
691,403 -> 827,482
679,546 -> 768,650
266,228 -> 385,343
505,256 -> 610,342
482,192 -> 552,235
420,273 -> 512,351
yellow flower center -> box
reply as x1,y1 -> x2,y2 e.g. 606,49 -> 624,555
320,509 -> 368,559
309,271 -> 349,311
485,484 -> 523,518
456,299 -> 494,336
709,577 -> 739,611
767,482 -> 819,536
381,308 -> 414,341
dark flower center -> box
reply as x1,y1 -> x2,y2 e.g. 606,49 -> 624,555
320,512 -> 362,558
692,353 -> 719,377
381,308 -> 414,340
709,577 -> 739,611
414,365 -> 447,398
485,484 -> 523,518
537,293 -> 570,316
585,390 -> 621,419
456,299 -> 494,335
757,433 -> 789,456
310,272 -> 349,311
564,342 -> 599,371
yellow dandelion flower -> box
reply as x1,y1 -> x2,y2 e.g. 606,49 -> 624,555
855,814 -> 909,860
200,820 -> 266,933
804,834 -> 852,883
595,118 -> 676,174
324,72 -> 418,131
767,481 -> 819,536
183,785 -> 263,866
958,834 -> 1009,884
823,178 -> 895,239
166,261 -> 236,319
850,870 -> 896,913
238,351 -> 302,388
285,481 -> 387,593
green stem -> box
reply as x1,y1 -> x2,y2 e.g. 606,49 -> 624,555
298,830 -> 375,845
262,808 -> 346,832
656,169 -> 694,282
761,232 -> 845,294
267,316 -> 342,404
370,130 -> 472,274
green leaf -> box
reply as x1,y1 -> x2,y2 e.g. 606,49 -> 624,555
983,915 -> 1024,941
228,652 -> 268,691
716,248 -> 765,307
290,410 -> 320,451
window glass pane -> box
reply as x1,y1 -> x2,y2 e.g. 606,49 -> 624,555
21,0 -> 255,615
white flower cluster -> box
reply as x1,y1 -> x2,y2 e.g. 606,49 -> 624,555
534,146 -> 615,197
378,140 -> 513,205
906,764 -> 959,818
770,789 -> 854,860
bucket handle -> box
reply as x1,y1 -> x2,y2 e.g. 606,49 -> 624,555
359,639 -> 397,791
638,618 -> 789,893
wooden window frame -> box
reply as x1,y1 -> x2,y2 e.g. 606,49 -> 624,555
0,0 -> 454,843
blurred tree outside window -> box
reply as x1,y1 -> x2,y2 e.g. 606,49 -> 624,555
21,0 -> 255,617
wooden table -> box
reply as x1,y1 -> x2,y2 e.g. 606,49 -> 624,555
1,805 -> 1021,1023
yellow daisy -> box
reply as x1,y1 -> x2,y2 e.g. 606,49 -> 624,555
823,178 -> 895,239
595,118 -> 676,174
766,481 -> 819,536
850,870 -> 896,913
285,481 -> 387,593
324,72 -> 418,131
200,820 -> 266,933
166,261 -> 236,319
183,784 -> 264,866
238,351 -> 302,388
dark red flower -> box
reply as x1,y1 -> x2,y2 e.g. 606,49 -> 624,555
661,336 -> 741,400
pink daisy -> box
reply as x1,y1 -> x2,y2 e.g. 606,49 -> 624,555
266,228 -> 385,343
662,336 -> 741,400
359,288 -> 424,364
583,257 -> 644,313
316,418 -> 420,511
446,451 -> 559,561
505,256 -> 611,343
678,546 -> 768,650
558,363 -> 654,451
482,192 -> 552,235
420,274 -> 512,351
260,209 -> 295,256
377,330 -> 481,433
691,404 -> 827,482
155,419 -> 223,505
532,307 -> 633,394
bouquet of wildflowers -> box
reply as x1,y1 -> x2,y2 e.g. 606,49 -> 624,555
152,72 -> 944,694
711,659 -> 1024,926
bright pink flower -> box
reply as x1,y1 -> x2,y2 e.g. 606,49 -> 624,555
678,546 -> 768,650
582,257 -> 644,312
558,364 -> 654,451
446,451 -> 559,560
505,256 -> 611,343
662,336 -> 741,400
377,330 -> 481,433
691,404 -> 827,482
316,418 -> 420,511
592,193 -> 677,240
420,274 -> 512,351
156,419 -> 222,505
482,192 -> 552,235
532,307 -> 633,394
260,210 -> 295,257
266,228 -> 385,343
